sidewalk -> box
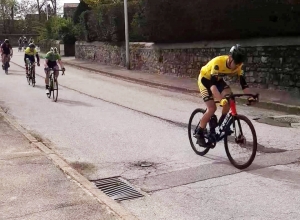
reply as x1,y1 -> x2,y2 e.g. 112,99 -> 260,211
60,57 -> 300,115
0,109 -> 137,220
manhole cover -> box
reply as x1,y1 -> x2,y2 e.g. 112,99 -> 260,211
91,177 -> 144,201
254,115 -> 300,127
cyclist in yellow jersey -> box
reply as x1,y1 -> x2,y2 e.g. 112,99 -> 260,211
196,44 -> 257,147
24,43 -> 40,77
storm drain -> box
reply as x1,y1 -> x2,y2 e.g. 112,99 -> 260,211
91,177 -> 144,201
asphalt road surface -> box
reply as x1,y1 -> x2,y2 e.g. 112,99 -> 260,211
1,51 -> 299,219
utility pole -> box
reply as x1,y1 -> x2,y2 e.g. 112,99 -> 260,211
124,0 -> 130,69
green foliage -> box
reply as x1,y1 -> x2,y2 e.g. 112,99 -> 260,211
78,0 -> 300,43
58,18 -> 77,44
73,0 -> 90,24
37,16 -> 77,44
137,0 -> 300,43
74,11 -> 89,41
129,2 -> 147,42
81,1 -> 139,42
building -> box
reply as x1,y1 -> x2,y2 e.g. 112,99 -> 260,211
64,3 -> 79,19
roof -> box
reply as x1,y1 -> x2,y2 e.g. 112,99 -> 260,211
64,3 -> 79,8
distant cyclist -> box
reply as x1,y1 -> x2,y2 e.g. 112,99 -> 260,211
24,43 -> 40,77
23,37 -> 28,50
0,39 -> 13,70
29,37 -> 34,44
44,47 -> 65,94
18,37 -> 23,51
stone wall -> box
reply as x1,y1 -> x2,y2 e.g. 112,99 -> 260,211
75,37 -> 300,93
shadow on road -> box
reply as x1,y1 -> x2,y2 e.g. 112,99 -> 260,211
57,98 -> 94,107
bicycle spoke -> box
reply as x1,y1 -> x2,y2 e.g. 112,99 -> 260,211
188,108 -> 210,156
224,115 -> 257,169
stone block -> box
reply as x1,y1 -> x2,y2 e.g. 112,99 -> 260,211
249,77 -> 256,83
247,71 -> 254,76
253,57 -> 261,63
257,47 -> 264,51
261,56 -> 268,63
289,81 -> 295,86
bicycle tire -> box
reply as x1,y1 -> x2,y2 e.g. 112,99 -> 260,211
47,76 -> 52,98
4,62 -> 8,74
32,69 -> 35,87
52,77 -> 58,102
27,66 -> 30,85
224,114 -> 257,169
188,108 -> 210,156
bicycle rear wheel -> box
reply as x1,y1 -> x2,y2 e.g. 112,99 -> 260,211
4,62 -> 8,74
32,70 -> 35,87
52,78 -> 58,102
224,114 -> 257,169
188,108 -> 211,156
47,76 -> 52,98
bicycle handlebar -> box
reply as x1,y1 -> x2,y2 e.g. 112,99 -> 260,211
44,68 -> 65,75
44,68 -> 65,71
214,93 -> 259,105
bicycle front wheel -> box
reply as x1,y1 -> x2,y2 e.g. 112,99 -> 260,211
52,78 -> 58,102
47,77 -> 52,99
188,108 -> 210,156
27,71 -> 31,85
224,114 -> 257,169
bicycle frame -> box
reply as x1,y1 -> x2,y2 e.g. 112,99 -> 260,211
46,68 -> 64,84
28,62 -> 36,72
214,99 -> 237,142
206,94 -> 258,143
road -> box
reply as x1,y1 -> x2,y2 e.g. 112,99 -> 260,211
1,50 -> 300,219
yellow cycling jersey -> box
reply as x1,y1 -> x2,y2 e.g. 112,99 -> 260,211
200,55 -> 243,80
24,47 -> 38,56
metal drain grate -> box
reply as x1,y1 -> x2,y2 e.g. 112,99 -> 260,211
91,177 -> 144,201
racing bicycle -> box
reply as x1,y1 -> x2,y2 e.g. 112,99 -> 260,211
45,68 -> 65,102
188,94 -> 259,169
26,59 -> 37,87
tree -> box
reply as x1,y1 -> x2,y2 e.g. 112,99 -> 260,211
36,0 -> 60,20
15,0 -> 38,19
0,0 -> 16,33
73,0 -> 90,24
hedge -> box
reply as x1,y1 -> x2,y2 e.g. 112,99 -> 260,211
83,2 -> 139,42
139,0 -> 300,43
73,0 -> 90,24
81,0 -> 300,43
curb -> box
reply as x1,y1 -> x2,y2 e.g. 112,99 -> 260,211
0,108 -> 139,220
64,61 -> 197,94
63,61 -> 300,115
